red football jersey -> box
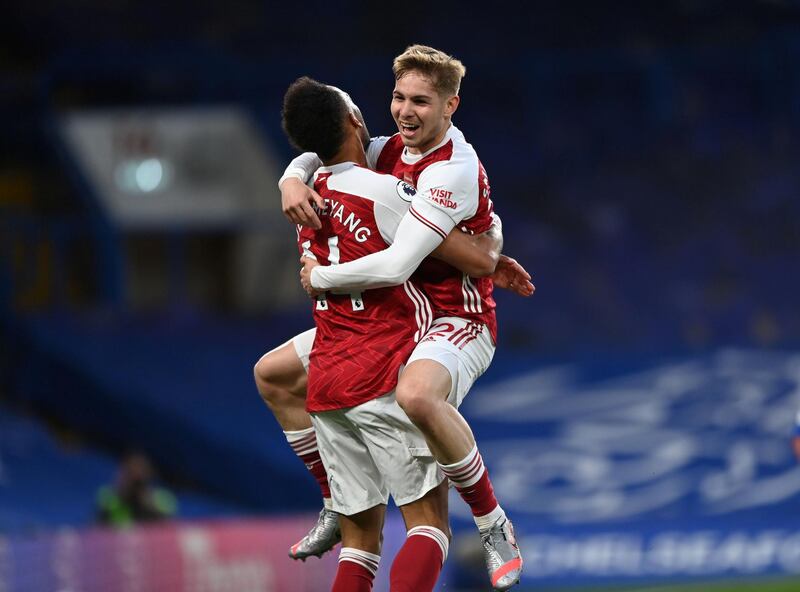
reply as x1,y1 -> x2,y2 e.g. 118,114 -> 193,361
372,125 -> 498,341
300,162 -> 433,413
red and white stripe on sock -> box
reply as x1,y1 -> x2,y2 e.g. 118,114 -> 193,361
389,526 -> 449,592
439,445 -> 505,528
332,548 -> 380,592
406,526 -> 449,564
284,427 -> 331,499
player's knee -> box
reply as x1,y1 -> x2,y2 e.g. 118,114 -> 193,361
396,383 -> 436,425
254,349 -> 308,407
253,354 -> 283,404
253,355 -> 268,386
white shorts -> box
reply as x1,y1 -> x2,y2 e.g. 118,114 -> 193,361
291,327 -> 316,372
407,317 -> 495,408
291,316 -> 494,408
310,391 -> 444,516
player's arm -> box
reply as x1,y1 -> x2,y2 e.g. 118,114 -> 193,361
309,208 -> 445,291
426,214 -> 535,296
431,214 -> 502,277
308,161 -> 472,292
278,153 -> 324,228
279,137 -> 391,228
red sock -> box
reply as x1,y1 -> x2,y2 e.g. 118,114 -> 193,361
439,446 -> 498,517
285,428 -> 331,499
390,526 -> 449,592
332,548 -> 379,592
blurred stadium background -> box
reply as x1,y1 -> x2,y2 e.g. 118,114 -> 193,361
2,1 -> 800,590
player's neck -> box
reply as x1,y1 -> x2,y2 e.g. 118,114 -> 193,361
322,135 -> 367,168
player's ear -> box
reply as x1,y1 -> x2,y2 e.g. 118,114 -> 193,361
444,95 -> 460,117
349,112 -> 363,128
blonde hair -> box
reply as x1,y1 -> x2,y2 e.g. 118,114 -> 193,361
392,44 -> 466,97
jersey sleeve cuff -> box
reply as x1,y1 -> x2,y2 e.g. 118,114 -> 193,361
278,169 -> 306,190
409,199 -> 456,240
311,266 -> 330,290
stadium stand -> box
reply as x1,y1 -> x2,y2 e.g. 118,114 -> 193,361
0,402 -> 239,532
1,2 -> 800,589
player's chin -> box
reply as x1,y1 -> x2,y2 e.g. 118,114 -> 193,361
398,133 -> 421,148
396,125 -> 419,144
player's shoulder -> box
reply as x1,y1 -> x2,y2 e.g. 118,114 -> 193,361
379,133 -> 403,148
445,125 -> 480,163
371,134 -> 404,166
419,127 -> 480,187
326,163 -> 413,206
368,134 -> 403,157
330,162 -> 395,188
425,126 -> 479,172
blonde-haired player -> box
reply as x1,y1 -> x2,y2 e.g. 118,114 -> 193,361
280,45 -> 525,590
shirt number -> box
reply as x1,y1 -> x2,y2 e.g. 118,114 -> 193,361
305,236 -> 365,312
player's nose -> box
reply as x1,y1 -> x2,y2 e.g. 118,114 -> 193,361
397,100 -> 414,118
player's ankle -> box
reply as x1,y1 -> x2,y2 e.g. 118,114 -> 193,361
474,505 -> 506,532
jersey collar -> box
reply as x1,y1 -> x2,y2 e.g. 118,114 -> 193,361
315,161 -> 357,176
400,124 -> 458,165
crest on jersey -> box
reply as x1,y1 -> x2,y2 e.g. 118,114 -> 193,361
396,180 -> 416,202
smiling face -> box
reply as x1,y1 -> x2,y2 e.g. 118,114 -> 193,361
391,70 -> 459,155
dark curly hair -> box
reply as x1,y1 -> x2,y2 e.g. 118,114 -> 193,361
282,77 -> 349,161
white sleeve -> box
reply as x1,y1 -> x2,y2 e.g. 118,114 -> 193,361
366,136 -> 391,170
410,158 -> 479,236
278,152 -> 322,188
490,211 -> 502,232
311,210 -> 443,291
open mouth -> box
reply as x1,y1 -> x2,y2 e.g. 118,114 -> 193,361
399,122 -> 420,137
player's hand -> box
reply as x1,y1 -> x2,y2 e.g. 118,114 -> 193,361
281,177 -> 324,229
491,254 -> 535,297
792,436 -> 800,462
300,256 -> 323,297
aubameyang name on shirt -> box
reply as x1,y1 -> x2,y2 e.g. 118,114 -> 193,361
319,197 -> 372,243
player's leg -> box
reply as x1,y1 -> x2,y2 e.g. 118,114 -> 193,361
253,336 -> 310,431
395,318 -> 522,590
392,481 -> 450,592
253,328 -> 339,559
350,393 -> 450,592
332,505 -> 385,592
310,407 -> 390,579
396,324 -> 499,515
394,358 -> 474,463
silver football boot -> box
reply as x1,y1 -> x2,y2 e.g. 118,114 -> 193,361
288,508 -> 342,560
481,517 -> 523,590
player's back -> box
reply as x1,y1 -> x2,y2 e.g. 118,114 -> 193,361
301,162 -> 433,412
371,125 -> 498,341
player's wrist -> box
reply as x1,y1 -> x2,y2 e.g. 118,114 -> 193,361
278,172 -> 304,191
310,267 -> 324,290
